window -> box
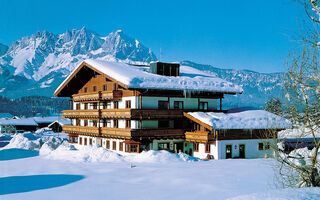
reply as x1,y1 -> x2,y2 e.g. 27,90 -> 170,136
158,101 -> 169,109
194,123 -> 201,131
126,120 -> 131,128
158,143 -> 169,150
103,84 -> 107,91
106,140 -> 110,149
120,142 -> 124,151
92,102 -> 97,109
84,120 -> 88,126
265,142 -> 271,150
84,138 -> 87,145
114,101 -> 119,109
93,86 -> 97,92
113,83 -> 118,90
76,119 -> 80,126
258,142 -> 264,151
93,120 -> 98,127
205,143 -> 210,153
84,103 -> 88,110
102,119 -> 107,127
199,102 -> 208,110
103,101 -> 111,109
158,120 -> 169,128
125,100 -> 131,108
106,120 -> 111,128
130,144 -> 138,152
174,101 -> 184,109
113,119 -> 118,128
84,87 -> 88,93
194,143 -> 199,152
89,138 -> 92,145
113,141 -> 117,150
79,137 -> 82,145
76,104 -> 80,110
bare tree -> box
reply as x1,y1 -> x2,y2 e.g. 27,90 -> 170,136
274,0 -> 320,187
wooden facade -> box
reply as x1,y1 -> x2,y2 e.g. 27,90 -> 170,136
55,61 -> 239,154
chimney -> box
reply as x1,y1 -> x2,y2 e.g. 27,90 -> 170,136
150,62 -> 180,76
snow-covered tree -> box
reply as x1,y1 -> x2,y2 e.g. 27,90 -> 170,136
274,0 -> 320,187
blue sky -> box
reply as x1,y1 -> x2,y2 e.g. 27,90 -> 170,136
1,0 -> 305,73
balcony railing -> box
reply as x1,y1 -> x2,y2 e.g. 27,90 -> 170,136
63,125 -> 99,135
63,109 -> 186,119
72,90 -> 123,102
62,110 -> 99,118
185,131 -> 215,143
101,127 -> 131,138
131,128 -> 185,139
62,125 -> 185,139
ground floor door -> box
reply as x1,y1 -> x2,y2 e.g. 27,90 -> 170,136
239,144 -> 245,158
174,143 -> 184,153
226,144 -> 232,159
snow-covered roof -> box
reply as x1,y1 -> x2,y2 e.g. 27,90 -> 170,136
48,118 -> 71,127
0,118 -> 38,126
55,59 -> 243,95
32,116 -> 60,124
187,110 -> 292,130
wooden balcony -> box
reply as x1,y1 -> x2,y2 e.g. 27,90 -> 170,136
72,90 -> 123,102
62,125 -> 185,140
101,127 -> 131,138
131,128 -> 185,139
62,109 -> 99,118
130,109 -> 184,119
185,131 -> 215,143
63,125 -> 100,136
63,109 -> 186,119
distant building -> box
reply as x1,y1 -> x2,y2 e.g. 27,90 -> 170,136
0,118 -> 38,134
54,59 -> 291,159
48,118 -> 71,132
32,116 -> 60,128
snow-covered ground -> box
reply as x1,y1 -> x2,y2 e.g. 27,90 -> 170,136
1,132 -> 320,200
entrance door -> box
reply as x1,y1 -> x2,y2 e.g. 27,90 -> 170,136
226,144 -> 232,159
239,144 -> 245,158
174,143 -> 183,153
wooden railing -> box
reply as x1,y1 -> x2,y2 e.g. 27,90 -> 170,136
185,131 -> 215,143
101,109 -> 131,118
62,110 -> 99,118
101,127 -> 131,138
62,125 -> 185,139
131,128 -> 185,138
72,90 -> 123,102
63,109 -> 186,119
63,125 -> 100,135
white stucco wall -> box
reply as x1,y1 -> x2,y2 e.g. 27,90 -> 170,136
216,139 -> 274,159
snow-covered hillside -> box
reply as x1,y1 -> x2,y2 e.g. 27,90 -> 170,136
181,61 -> 285,108
0,27 -> 156,97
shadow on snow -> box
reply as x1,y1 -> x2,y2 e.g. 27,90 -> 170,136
0,148 -> 39,161
0,174 -> 85,195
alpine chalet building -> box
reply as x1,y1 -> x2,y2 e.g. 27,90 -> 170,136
54,60 -> 291,159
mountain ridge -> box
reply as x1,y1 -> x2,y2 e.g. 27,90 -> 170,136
0,28 -> 285,108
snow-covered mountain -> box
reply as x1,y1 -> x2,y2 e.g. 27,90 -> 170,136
0,28 -> 285,108
0,43 -> 8,56
181,61 -> 285,108
0,27 -> 157,97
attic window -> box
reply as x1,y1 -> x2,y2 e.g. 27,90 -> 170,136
93,86 -> 97,92
84,87 -> 88,93
103,85 -> 107,91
